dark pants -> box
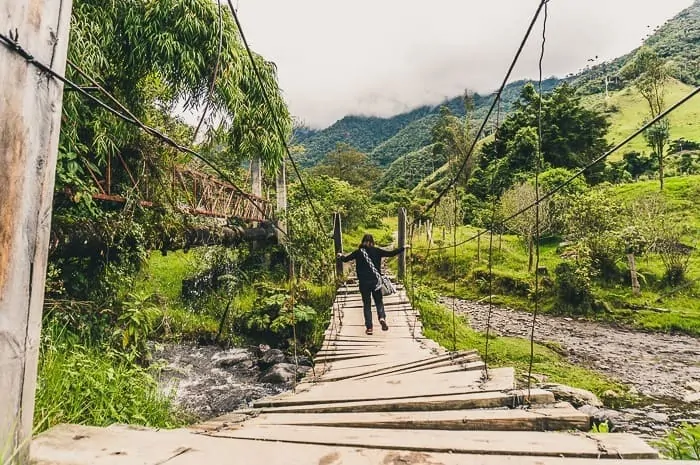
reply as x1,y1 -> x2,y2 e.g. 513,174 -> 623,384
360,286 -> 385,329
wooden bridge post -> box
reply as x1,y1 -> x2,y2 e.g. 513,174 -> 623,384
398,208 -> 407,280
333,213 -> 344,278
251,157 -> 263,199
275,160 -> 288,241
0,0 -> 74,462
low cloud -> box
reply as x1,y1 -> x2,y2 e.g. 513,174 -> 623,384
237,0 -> 693,128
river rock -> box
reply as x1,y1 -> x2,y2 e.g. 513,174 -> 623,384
684,392 -> 700,403
259,349 -> 286,368
260,363 -> 311,384
540,383 -> 603,408
287,355 -> 313,367
647,412 -> 669,423
212,349 -> 251,368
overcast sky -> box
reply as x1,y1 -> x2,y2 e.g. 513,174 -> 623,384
234,0 -> 693,128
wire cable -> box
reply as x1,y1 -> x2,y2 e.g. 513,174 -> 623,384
483,97 -> 503,377
527,0 -> 549,404
421,0 -> 549,218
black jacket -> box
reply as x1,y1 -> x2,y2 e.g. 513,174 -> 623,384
341,246 -> 405,290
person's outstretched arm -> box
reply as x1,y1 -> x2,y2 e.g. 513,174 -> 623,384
377,245 -> 410,257
338,250 -> 358,262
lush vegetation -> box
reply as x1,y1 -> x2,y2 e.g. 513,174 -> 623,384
410,175 -> 700,336
407,285 -> 628,404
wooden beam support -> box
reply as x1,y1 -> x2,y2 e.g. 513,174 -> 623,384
397,207 -> 407,280
0,1 -> 74,462
333,213 -> 344,277
275,160 -> 287,241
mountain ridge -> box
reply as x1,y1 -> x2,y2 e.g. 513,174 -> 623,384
296,1 -> 699,173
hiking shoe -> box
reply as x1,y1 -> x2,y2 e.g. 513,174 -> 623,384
380,319 -> 389,331
366,328 -> 373,335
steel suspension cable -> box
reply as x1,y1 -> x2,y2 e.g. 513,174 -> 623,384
421,0 -> 549,218
527,0 -> 549,403
484,97 -> 503,376
192,0 -> 224,142
226,1 -> 330,239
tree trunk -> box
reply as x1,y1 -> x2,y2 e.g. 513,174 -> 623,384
0,1 -> 73,461
528,236 -> 534,272
658,151 -> 664,191
627,253 -> 641,297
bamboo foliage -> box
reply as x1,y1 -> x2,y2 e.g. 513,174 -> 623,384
61,0 -> 290,197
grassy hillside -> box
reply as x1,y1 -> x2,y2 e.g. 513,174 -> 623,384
585,80 -> 700,160
370,115 -> 439,167
572,1 -> 699,93
296,107 -> 434,167
414,175 -> 700,336
375,144 -> 440,191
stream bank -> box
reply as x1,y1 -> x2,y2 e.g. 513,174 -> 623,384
441,297 -> 700,438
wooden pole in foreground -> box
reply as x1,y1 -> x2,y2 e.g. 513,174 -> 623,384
333,213 -> 344,278
398,208 -> 407,280
0,1 -> 74,462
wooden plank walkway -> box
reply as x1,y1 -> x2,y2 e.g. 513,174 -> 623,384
32,279 -> 690,464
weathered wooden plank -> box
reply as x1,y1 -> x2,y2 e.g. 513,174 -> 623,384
0,1 -> 74,462
249,405 -> 590,432
210,425 -> 659,459
255,368 -> 514,407
32,424 -> 672,465
244,390 -> 555,414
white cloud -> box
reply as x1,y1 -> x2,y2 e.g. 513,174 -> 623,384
235,0 -> 693,128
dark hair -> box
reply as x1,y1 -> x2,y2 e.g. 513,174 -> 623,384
359,234 -> 375,249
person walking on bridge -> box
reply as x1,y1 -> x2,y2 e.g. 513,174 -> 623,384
337,234 -> 407,335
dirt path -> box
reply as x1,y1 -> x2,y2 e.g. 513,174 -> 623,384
441,297 -> 700,402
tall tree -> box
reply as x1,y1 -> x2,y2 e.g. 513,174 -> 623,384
481,83 -> 610,194
431,95 -> 476,190
310,143 -> 381,189
499,182 -> 552,272
622,47 -> 670,190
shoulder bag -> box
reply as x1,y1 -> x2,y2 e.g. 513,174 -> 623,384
359,248 -> 396,296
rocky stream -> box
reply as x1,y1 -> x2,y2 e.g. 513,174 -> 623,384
441,297 -> 700,439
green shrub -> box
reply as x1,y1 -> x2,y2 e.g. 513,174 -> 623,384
554,261 -> 594,314
654,424 -> 700,460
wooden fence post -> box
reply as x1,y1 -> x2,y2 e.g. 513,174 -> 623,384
0,1 -> 74,462
398,208 -> 407,280
333,213 -> 344,278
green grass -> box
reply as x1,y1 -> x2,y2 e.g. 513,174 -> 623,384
343,217 -> 397,251
413,288 -> 628,405
35,333 -> 186,434
654,423 -> 700,460
584,80 -> 700,160
134,250 -> 195,302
